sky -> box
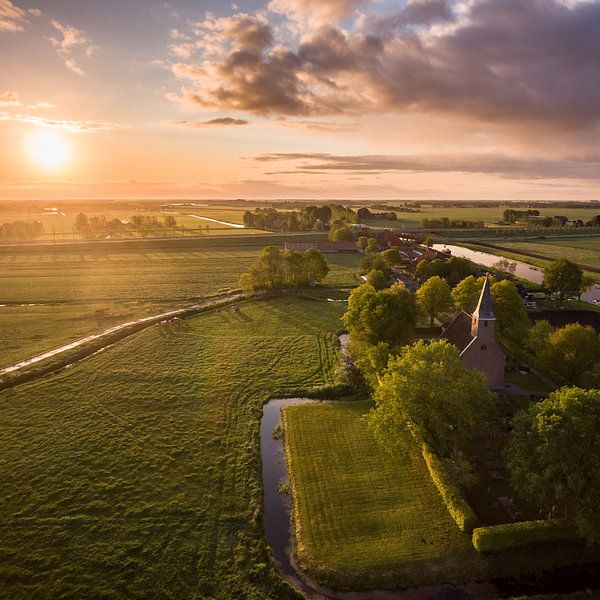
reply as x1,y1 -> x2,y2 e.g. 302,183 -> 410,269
1,0 -> 600,200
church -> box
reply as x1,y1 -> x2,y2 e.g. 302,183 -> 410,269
440,275 -> 506,389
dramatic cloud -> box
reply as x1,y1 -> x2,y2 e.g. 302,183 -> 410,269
48,19 -> 96,75
168,0 -> 600,129
0,91 -> 21,106
0,112 -> 118,132
0,0 -> 25,32
168,117 -> 249,127
268,0 -> 365,25
255,152 -> 600,180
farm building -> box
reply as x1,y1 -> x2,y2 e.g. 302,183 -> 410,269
441,274 -> 505,389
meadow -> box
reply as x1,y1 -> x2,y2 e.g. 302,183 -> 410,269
0,295 -> 347,599
284,400 -> 600,591
498,238 -> 600,270
0,243 -> 360,367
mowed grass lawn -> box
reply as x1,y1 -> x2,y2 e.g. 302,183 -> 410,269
0,295 -> 346,599
283,401 -> 477,589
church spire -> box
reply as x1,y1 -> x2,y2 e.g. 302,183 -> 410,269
473,274 -> 495,320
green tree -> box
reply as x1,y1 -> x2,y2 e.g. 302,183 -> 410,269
329,226 -> 353,242
381,248 -> 401,267
526,319 -> 553,353
342,283 -> 416,347
452,275 -> 482,313
507,387 -> 600,543
579,274 -> 595,301
416,258 -> 446,282
366,269 -> 386,290
282,249 -> 307,287
366,238 -> 379,254
539,323 -> 600,384
358,235 -> 368,253
543,259 -> 583,306
303,248 -> 329,283
370,340 -> 496,453
493,258 -> 517,276
491,279 -> 530,341
416,275 -> 454,326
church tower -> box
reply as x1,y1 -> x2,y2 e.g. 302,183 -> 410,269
471,274 -> 495,340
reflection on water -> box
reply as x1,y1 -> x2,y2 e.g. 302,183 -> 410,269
433,244 -> 600,303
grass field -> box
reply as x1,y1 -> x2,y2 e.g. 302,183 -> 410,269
0,302 -> 160,368
283,401 -> 476,588
0,202 -> 265,240
284,400 -> 600,591
367,205 -> 600,229
499,238 -> 600,269
0,295 -> 347,599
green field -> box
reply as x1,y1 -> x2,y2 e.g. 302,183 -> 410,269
499,238 -> 600,269
367,204 -> 600,229
283,401 -> 476,588
0,244 -> 360,367
0,302 -> 160,368
284,401 -> 600,590
0,202 -> 265,241
0,295 -> 347,599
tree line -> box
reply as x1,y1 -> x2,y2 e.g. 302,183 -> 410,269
421,218 -> 485,229
0,220 -> 44,240
74,213 -> 178,239
239,246 -> 329,292
242,205 -> 357,232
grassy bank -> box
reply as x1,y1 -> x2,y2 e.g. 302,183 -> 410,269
0,295 -> 346,599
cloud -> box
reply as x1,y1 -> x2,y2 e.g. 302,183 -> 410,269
0,111 -> 118,132
48,19 -> 96,75
254,152 -> 600,180
27,8 -> 41,17
168,117 -> 249,127
0,0 -> 26,32
168,0 -> 600,129
0,91 -> 21,107
268,0 -> 365,25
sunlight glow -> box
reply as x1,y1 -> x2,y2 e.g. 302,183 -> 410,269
24,129 -> 70,169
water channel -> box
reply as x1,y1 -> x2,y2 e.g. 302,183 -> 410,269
433,244 -> 600,303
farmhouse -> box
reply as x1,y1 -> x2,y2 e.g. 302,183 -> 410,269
441,274 -> 505,388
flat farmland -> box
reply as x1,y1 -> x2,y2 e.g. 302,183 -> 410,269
0,302 -> 159,368
366,205 -> 600,229
0,295 -> 346,599
499,237 -> 600,269
0,247 -> 360,304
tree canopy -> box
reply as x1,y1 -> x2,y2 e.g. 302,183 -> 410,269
451,275 -> 482,313
543,259 -> 583,306
239,246 -> 329,291
370,340 -> 496,454
342,283 -> 416,348
507,387 -> 600,543
416,275 -> 454,326
490,279 -> 530,341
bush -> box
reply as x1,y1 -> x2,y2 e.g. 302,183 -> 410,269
472,519 -> 576,553
421,444 -> 477,533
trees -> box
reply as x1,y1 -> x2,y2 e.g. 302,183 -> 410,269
452,275 -> 482,313
358,236 -> 368,253
493,258 -> 517,276
329,226 -> 353,242
507,387 -> 600,543
490,279 -> 530,341
369,340 -> 496,454
342,283 -> 416,347
366,238 -> 379,254
538,323 -> 600,384
381,248 -> 401,267
416,276 -> 454,326
366,269 -> 386,290
543,259 -> 583,306
239,246 -> 329,291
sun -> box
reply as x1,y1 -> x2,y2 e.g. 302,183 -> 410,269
24,129 -> 70,169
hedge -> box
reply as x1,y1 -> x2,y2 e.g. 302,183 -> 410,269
472,519 -> 577,553
421,444 -> 478,533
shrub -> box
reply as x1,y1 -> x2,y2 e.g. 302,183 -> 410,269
472,519 -> 576,553
421,444 -> 477,533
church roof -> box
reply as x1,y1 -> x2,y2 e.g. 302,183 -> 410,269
473,274 -> 495,320
440,310 -> 473,352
